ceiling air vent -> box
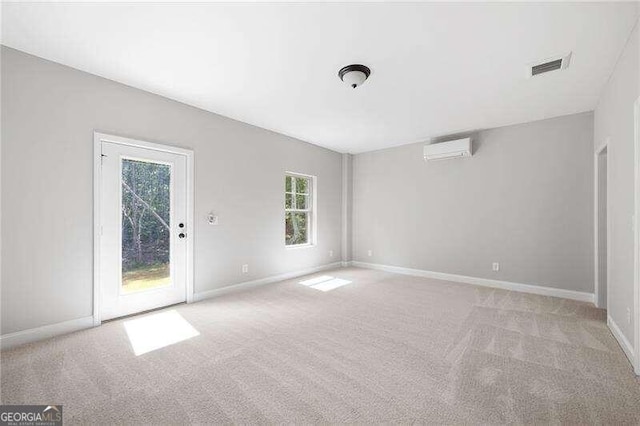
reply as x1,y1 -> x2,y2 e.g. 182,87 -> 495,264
528,52 -> 571,77
532,59 -> 563,76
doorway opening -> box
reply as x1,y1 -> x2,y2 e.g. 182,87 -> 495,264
595,142 -> 608,310
94,133 -> 194,324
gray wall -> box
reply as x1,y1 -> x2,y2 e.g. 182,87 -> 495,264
352,112 -> 594,293
1,47 -> 343,335
341,153 -> 353,263
594,19 -> 639,346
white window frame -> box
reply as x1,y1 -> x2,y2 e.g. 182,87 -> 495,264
285,172 -> 317,248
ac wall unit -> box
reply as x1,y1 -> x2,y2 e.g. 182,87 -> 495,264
423,137 -> 472,161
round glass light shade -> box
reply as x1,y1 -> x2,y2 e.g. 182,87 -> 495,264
342,70 -> 367,88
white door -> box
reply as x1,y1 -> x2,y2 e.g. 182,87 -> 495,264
100,140 -> 188,320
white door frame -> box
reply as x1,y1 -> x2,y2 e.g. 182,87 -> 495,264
93,132 -> 194,326
594,138 -> 609,310
634,96 -> 640,375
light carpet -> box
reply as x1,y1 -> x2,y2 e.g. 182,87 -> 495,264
2,267 -> 639,424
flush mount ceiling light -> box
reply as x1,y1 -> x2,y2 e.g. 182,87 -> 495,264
338,64 -> 371,89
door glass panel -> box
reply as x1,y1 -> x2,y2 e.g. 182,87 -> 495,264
121,159 -> 171,294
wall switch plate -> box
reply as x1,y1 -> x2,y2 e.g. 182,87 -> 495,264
329,250 -> 334,257
367,250 -> 373,257
492,262 -> 500,272
242,264 -> 249,274
207,212 -> 219,225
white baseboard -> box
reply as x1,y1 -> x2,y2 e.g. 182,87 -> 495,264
1,263 -> 345,351
341,261 -> 353,267
1,316 -> 95,351
607,315 -> 636,370
193,261 -> 344,302
352,261 -> 595,304
0,262 -> 595,352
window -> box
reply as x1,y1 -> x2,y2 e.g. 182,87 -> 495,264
285,173 -> 314,246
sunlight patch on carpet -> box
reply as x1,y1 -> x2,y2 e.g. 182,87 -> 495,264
124,310 -> 199,356
299,276 -> 352,292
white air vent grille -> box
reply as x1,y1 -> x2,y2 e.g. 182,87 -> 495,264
528,52 -> 571,78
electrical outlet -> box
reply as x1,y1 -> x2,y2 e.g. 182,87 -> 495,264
492,262 -> 500,272
627,307 -> 631,324
329,250 -> 334,258
242,264 -> 249,274
367,250 -> 373,257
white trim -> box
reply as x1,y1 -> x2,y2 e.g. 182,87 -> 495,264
1,262 -> 344,350
608,315 -> 636,369
93,132 -> 195,325
594,138 -> 609,157
594,139 -> 609,309
94,132 -> 194,157
285,243 -> 316,251
634,95 -> 640,374
0,316 -> 95,351
93,134 -> 102,326
352,261 -> 594,303
186,146 -> 195,304
341,261 -> 353,268
193,262 -> 343,302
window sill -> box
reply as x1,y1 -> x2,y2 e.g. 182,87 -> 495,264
286,243 -> 316,250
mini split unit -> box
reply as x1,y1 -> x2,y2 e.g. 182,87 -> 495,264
423,137 -> 472,161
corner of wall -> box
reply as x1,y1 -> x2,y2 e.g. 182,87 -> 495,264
593,12 -> 640,370
341,153 -> 353,263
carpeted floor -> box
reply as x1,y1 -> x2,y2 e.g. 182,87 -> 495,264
2,267 -> 639,424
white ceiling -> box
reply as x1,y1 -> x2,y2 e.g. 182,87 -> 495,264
2,2 -> 638,153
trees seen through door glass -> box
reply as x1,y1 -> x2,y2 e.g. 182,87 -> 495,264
121,159 -> 172,293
